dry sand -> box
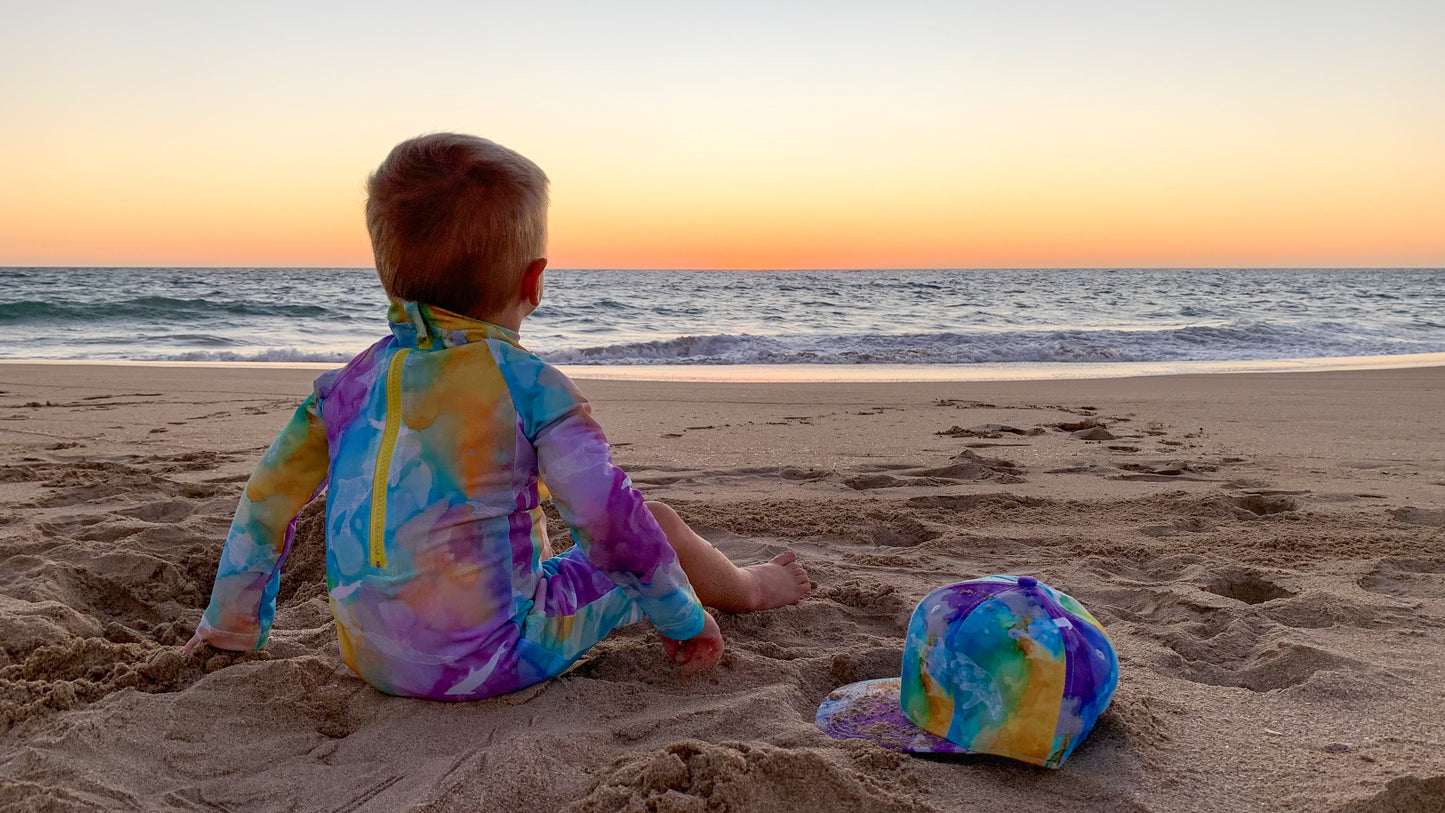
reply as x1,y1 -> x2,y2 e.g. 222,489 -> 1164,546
0,362 -> 1442,812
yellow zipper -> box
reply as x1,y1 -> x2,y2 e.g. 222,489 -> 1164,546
369,348 -> 410,567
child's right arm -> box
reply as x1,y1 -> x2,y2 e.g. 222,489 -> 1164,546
500,352 -> 708,643
186,394 -> 330,652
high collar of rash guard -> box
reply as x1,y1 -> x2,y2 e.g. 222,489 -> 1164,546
387,298 -> 525,351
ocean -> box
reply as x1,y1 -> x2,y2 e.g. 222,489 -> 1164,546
2,267 -> 1443,379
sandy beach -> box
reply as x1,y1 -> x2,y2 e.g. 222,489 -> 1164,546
1,362 -> 1442,812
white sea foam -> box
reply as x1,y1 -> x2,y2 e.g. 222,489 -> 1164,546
167,348 -> 359,363
538,322 -> 1441,365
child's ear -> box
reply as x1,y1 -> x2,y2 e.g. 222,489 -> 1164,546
523,258 -> 547,307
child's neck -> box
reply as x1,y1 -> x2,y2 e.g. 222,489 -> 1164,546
472,301 -> 528,334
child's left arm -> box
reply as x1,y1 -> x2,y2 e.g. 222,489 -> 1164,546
186,394 -> 330,652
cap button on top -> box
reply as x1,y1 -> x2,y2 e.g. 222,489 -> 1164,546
1017,576 -> 1038,588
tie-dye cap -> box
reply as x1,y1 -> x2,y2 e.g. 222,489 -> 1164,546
815,575 -> 1118,768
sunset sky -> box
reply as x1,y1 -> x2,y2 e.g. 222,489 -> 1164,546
1,1 -> 1441,269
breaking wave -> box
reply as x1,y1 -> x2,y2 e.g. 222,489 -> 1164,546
538,322 -> 1445,365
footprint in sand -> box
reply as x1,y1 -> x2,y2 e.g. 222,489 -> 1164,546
842,451 -> 1025,490
1155,615 -> 1360,693
860,513 -> 942,548
842,473 -> 907,490
1097,553 -> 1205,585
1358,558 -> 1445,599
1201,568 -> 1297,605
1231,493 -> 1299,516
1260,591 -> 1404,631
1389,507 -> 1445,528
118,499 -> 196,524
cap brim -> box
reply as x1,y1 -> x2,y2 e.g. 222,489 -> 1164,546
815,678 -> 971,754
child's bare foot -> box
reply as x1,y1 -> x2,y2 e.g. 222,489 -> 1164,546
647,501 -> 811,613
739,551 -> 811,611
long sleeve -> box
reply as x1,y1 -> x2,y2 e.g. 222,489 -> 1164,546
497,347 -> 707,640
196,393 -> 331,650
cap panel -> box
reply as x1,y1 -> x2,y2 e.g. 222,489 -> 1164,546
899,602 -> 960,740
1030,581 -> 1119,766
1049,610 -> 1120,765
898,578 -> 1017,741
953,592 -> 1068,765
923,577 -> 1018,621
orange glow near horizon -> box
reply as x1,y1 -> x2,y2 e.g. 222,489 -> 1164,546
6,144 -> 1440,270
3,134 -> 1440,270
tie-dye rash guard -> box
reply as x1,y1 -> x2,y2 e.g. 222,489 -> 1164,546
196,299 -> 707,700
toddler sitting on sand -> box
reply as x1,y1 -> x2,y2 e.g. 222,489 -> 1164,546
186,133 -> 810,698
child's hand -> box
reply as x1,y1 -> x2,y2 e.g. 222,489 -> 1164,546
182,630 -> 207,654
659,611 -> 724,676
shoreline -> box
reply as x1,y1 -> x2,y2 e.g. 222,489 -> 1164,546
0,349 -> 1441,383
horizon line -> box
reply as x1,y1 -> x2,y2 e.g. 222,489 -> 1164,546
2,264 -> 1442,272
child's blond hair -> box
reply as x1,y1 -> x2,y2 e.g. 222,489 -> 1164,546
366,133 -> 548,319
